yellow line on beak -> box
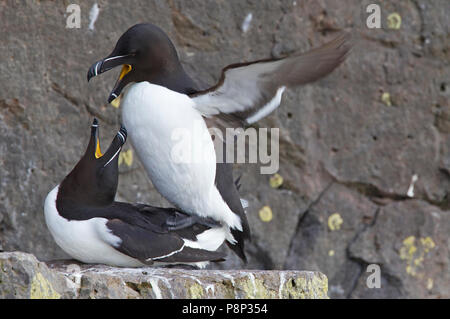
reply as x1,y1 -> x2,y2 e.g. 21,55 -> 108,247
95,138 -> 103,158
119,64 -> 132,80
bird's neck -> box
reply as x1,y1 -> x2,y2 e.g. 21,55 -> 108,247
146,65 -> 199,95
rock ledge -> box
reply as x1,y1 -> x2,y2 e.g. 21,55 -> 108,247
0,251 -> 328,299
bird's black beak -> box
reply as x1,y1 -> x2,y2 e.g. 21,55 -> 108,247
99,125 -> 128,167
87,53 -> 135,104
88,118 -> 128,166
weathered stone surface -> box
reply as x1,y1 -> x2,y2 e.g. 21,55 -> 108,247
285,183 -> 450,298
347,200 -> 450,298
0,252 -> 73,299
284,183 -> 379,298
0,252 -> 328,299
0,0 -> 449,298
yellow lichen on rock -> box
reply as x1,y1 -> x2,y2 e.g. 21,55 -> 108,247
387,12 -> 402,29
402,236 -> 415,247
381,92 -> 392,106
399,235 -> 436,279
328,213 -> 343,231
30,272 -> 60,299
259,206 -> 273,222
269,173 -> 283,188
420,237 -> 435,252
234,272 -> 329,299
239,275 -> 276,299
426,278 -> 433,290
282,274 -> 328,299
119,149 -> 133,167
310,274 -> 329,299
188,283 -> 204,299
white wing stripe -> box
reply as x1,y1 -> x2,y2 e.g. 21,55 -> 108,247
246,86 -> 285,124
148,243 -> 185,261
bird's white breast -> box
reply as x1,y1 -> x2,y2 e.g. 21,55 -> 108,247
44,186 -> 219,269
43,186 -> 144,267
121,82 -> 219,216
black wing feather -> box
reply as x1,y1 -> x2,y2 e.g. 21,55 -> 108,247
106,217 -> 226,264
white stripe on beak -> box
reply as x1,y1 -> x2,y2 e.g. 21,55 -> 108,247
103,147 -> 122,167
117,131 -> 126,144
94,61 -> 100,76
103,54 -> 130,63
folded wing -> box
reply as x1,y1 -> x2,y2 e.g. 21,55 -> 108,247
105,218 -> 226,264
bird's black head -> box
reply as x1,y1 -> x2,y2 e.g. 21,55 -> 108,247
57,119 -> 127,208
87,23 -> 194,104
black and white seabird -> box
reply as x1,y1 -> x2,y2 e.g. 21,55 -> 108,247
44,119 -> 226,268
87,23 -> 351,261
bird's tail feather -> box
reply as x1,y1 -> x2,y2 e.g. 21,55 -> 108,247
226,228 -> 248,263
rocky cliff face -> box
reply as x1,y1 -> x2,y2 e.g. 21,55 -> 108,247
0,0 -> 448,298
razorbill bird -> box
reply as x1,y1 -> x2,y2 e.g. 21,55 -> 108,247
87,23 -> 351,262
44,119 -> 226,268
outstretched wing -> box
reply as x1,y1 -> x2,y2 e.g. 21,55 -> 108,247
191,33 -> 352,131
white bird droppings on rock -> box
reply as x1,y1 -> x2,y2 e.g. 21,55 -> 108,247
240,198 -> 249,209
241,13 -> 253,33
205,284 -> 215,296
406,174 -> 418,197
88,3 -> 100,31
148,277 -> 162,299
248,273 -> 257,297
278,272 -> 286,298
